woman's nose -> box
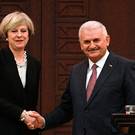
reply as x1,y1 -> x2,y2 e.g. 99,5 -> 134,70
16,31 -> 22,37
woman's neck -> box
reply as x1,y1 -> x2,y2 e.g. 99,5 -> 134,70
12,50 -> 26,65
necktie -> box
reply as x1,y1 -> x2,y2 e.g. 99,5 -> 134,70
86,64 -> 97,101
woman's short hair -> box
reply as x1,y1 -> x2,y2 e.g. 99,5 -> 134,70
0,11 -> 34,38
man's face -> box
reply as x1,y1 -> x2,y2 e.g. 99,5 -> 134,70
79,27 -> 110,63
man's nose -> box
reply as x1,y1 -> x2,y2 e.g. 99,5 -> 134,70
88,40 -> 96,47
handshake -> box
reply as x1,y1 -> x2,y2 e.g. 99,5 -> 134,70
20,110 -> 45,130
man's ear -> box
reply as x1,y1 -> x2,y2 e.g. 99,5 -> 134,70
106,35 -> 110,47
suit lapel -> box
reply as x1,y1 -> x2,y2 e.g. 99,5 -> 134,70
77,60 -> 89,104
2,48 -> 24,89
86,53 -> 117,104
25,54 -> 33,89
5,50 -> 35,90
0,48 -> 28,104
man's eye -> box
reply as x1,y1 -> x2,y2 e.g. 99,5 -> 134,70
93,38 -> 100,43
84,40 -> 91,44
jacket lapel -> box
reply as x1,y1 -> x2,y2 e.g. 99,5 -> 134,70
86,53 -> 117,104
77,60 -> 89,104
25,54 -> 33,89
2,48 -> 24,89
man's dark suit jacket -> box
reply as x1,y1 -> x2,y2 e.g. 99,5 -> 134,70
45,52 -> 135,135
0,47 -> 40,135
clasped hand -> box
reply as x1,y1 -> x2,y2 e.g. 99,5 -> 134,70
22,111 -> 45,130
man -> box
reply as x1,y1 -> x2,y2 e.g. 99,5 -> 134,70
29,21 -> 135,135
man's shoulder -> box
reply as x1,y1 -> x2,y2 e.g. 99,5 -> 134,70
109,52 -> 134,64
72,59 -> 88,68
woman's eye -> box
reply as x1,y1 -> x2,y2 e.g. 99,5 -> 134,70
21,29 -> 28,32
11,30 -> 17,32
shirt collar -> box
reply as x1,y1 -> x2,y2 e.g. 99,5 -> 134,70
88,50 -> 109,69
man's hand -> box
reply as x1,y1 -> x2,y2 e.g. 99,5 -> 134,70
26,111 -> 45,129
20,110 -> 37,130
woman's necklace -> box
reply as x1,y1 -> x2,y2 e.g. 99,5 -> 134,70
15,51 -> 27,68
15,51 -> 27,87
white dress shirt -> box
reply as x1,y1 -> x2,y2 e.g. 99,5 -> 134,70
86,50 -> 109,88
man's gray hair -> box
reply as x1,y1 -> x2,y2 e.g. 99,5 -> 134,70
78,21 -> 108,38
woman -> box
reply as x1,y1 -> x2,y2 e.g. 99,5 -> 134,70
0,11 -> 40,135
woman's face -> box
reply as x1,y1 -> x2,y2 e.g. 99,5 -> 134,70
7,24 -> 29,51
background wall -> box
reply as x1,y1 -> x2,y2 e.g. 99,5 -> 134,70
0,0 -> 135,135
